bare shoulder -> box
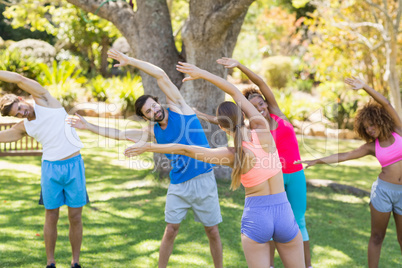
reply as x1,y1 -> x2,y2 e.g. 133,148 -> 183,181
395,127 -> 402,137
34,92 -> 62,108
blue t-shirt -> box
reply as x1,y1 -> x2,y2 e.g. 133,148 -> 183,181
154,109 -> 214,184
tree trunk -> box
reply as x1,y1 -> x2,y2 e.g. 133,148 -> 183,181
66,0 -> 255,179
388,33 -> 402,118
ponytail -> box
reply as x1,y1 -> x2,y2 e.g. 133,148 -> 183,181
230,124 -> 244,190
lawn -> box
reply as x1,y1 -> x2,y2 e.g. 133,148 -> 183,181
0,118 -> 400,268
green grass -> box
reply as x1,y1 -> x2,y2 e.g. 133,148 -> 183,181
0,118 -> 400,267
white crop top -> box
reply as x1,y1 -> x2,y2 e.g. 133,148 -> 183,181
24,103 -> 83,161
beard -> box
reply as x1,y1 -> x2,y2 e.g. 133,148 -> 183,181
152,108 -> 165,122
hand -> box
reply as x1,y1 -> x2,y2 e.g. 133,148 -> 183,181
344,76 -> 366,90
66,113 -> 89,130
124,140 -> 149,157
216,57 -> 240,69
294,159 -> 317,169
107,49 -> 130,67
176,62 -> 203,82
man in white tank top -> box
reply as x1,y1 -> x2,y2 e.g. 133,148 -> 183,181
0,71 -> 87,268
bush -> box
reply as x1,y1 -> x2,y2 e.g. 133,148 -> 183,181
88,75 -> 110,102
37,60 -> 87,110
8,39 -> 56,65
0,49 -> 42,95
273,88 -> 314,123
261,55 -> 293,89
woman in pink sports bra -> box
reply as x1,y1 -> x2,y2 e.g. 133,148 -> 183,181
296,77 -> 402,268
125,62 -> 306,267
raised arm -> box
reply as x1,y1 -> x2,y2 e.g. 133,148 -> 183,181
216,57 -> 284,118
345,77 -> 402,131
294,143 -> 374,169
0,121 -> 26,143
0,71 -> 59,107
176,62 -> 267,130
193,108 -> 219,125
124,142 -> 234,166
67,114 -> 153,142
107,49 -> 192,114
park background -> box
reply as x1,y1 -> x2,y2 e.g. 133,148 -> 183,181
0,0 -> 401,267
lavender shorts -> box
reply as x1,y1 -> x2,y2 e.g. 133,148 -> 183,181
241,192 -> 299,244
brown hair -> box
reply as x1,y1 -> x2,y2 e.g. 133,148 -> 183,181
216,101 -> 245,190
354,101 -> 395,143
242,87 -> 265,101
134,95 -> 159,118
0,94 -> 19,117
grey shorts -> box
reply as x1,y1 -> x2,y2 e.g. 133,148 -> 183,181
165,171 -> 222,227
370,178 -> 402,215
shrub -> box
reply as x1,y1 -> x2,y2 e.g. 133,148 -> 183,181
261,56 -> 293,89
0,49 -> 42,95
88,75 -> 110,102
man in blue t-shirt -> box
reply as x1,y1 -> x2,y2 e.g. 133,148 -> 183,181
70,49 -> 223,268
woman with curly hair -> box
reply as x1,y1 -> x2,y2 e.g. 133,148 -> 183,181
195,58 -> 312,268
296,77 -> 402,268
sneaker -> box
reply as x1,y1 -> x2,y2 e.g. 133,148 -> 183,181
46,264 -> 56,268
71,263 -> 82,268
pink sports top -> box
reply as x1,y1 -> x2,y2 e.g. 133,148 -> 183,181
270,114 -> 303,173
375,132 -> 402,167
241,130 -> 282,188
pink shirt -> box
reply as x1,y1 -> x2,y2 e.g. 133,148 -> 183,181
241,130 -> 282,188
270,114 -> 303,173
375,132 -> 402,167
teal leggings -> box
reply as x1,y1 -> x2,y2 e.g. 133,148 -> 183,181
283,169 -> 309,241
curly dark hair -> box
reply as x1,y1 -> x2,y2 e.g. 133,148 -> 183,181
354,101 -> 396,143
242,87 -> 265,101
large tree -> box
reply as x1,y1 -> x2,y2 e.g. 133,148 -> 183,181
64,0 -> 255,178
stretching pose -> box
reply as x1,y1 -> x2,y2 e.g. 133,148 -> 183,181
68,49 -> 223,268
125,62 -> 305,268
296,77 -> 402,268
0,71 -> 87,268
195,57 -> 312,267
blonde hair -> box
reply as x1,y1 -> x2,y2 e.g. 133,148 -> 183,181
0,94 -> 19,116
216,101 -> 245,190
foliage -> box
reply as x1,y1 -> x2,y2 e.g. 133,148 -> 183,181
273,88 -> 314,123
261,56 -> 293,89
37,60 -> 87,110
0,49 -> 42,95
317,81 -> 360,130
4,0 -> 121,76
8,39 -> 56,65
106,73 -> 144,117
88,75 -> 110,102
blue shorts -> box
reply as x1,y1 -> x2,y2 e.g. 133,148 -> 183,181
241,192 -> 300,244
39,154 -> 89,210
370,178 -> 402,215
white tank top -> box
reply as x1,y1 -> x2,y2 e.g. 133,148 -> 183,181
24,103 -> 83,161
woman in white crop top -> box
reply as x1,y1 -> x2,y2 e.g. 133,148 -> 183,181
296,77 -> 402,268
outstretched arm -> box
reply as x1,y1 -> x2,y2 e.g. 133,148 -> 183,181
217,58 -> 284,118
107,49 -> 193,114
67,114 -> 153,142
345,77 -> 402,131
294,143 -> 374,169
176,62 -> 267,130
0,71 -> 59,107
0,121 -> 26,143
124,142 -> 234,166
193,108 -> 219,125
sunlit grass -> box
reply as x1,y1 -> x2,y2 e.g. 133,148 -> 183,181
0,118 -> 400,267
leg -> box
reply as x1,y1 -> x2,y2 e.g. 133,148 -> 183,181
275,231 -> 305,268
393,212 -> 402,253
158,223 -> 180,268
44,208 -> 60,266
269,241 -> 275,267
68,206 -> 83,266
241,234 -> 270,268
204,225 -> 223,268
368,204 -> 391,268
284,171 -> 311,267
